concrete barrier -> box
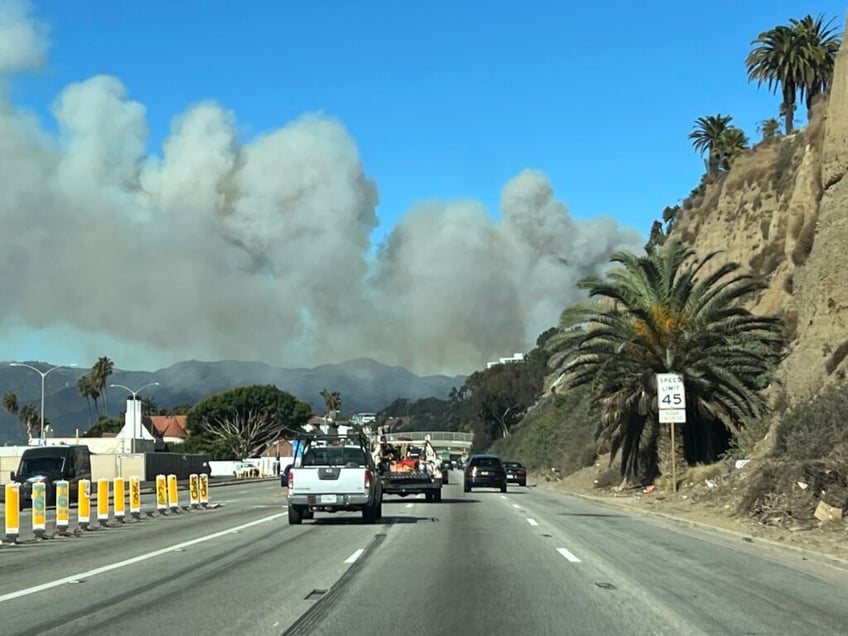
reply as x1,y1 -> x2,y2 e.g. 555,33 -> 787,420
78,479 -> 91,530
4,483 -> 19,543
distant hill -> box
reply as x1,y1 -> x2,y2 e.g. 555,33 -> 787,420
0,358 -> 466,443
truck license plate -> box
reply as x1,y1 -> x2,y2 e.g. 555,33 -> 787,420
320,494 -> 338,504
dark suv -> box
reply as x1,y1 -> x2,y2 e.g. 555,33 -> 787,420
463,454 -> 507,493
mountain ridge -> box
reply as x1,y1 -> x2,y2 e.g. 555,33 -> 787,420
0,357 -> 467,443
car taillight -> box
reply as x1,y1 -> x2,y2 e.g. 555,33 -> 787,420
364,469 -> 371,489
288,469 -> 294,489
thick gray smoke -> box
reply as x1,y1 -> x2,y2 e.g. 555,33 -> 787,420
0,1 -> 643,375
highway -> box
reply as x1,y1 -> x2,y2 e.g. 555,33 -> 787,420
2,474 -> 848,635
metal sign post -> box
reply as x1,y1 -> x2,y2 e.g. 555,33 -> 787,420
656,372 -> 686,492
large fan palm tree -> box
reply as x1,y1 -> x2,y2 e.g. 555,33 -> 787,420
547,241 -> 785,485
92,356 -> 114,415
746,15 -> 842,134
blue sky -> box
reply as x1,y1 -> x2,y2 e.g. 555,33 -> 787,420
3,1 -> 846,375
13,1 -> 847,243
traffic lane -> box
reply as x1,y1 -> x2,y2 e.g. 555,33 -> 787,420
509,486 -> 848,634
1,494 -> 422,636
295,482 -> 693,636
0,482 -> 288,595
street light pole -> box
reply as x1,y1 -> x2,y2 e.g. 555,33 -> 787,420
10,362 -> 77,444
110,382 -> 160,453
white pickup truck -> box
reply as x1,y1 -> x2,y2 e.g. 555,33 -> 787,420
286,434 -> 383,525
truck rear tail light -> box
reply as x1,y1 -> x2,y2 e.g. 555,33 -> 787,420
364,469 -> 372,489
288,469 -> 294,490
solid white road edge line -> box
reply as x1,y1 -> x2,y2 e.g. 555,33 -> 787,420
344,548 -> 365,564
526,518 -> 539,527
557,547 -> 582,563
0,512 -> 286,603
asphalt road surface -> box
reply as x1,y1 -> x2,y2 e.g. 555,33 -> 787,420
2,473 -> 848,635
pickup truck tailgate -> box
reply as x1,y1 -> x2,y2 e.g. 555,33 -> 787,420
290,466 -> 369,494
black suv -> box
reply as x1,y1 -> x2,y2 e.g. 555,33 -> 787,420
463,454 -> 507,493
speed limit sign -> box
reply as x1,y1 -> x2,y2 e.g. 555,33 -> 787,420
657,373 -> 686,423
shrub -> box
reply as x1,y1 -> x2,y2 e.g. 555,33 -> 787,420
775,382 -> 848,461
579,443 -> 598,467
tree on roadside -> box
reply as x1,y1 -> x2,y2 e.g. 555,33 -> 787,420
746,15 -> 842,134
187,385 -> 312,458
548,241 -> 785,485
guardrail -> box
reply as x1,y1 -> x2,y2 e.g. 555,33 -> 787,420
3,472 -> 213,545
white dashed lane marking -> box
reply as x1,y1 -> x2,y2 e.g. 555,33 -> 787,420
557,547 -> 582,563
344,549 -> 365,564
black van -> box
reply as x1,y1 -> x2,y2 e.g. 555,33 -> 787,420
12,445 -> 92,508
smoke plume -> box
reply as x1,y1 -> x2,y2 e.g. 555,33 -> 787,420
0,1 -> 643,375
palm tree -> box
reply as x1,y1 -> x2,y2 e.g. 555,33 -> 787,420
548,241 -> 784,485
689,115 -> 734,173
793,15 -> 842,113
757,118 -> 782,142
714,126 -> 749,171
19,403 -> 39,440
92,356 -> 114,415
3,391 -> 19,417
77,374 -> 94,421
319,388 -> 342,420
746,15 -> 842,134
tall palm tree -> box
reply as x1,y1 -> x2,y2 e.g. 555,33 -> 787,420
3,391 -> 19,417
77,374 -> 95,421
746,15 -> 842,134
19,403 -> 39,440
92,356 -> 114,415
689,115 -> 734,173
548,241 -> 784,485
793,15 -> 842,112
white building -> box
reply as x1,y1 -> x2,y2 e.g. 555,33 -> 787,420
486,353 -> 525,369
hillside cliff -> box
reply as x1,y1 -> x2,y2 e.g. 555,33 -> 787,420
671,27 -> 848,410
